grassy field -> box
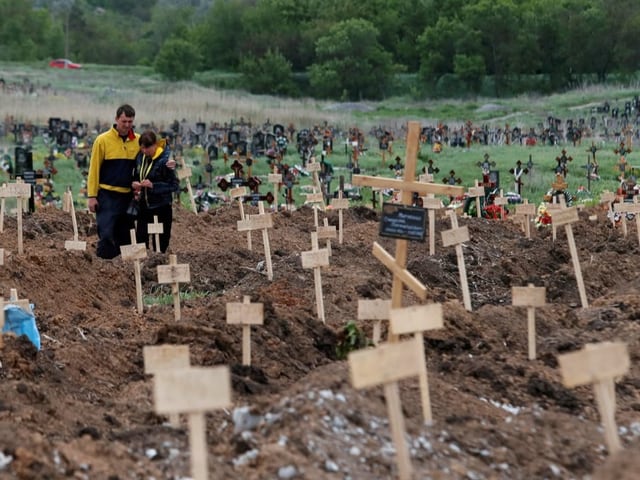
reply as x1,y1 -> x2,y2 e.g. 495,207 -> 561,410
1,61 -> 639,212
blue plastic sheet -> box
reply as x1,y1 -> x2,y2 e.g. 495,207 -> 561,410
3,304 -> 40,350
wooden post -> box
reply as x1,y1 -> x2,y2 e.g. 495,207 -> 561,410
349,337 -> 425,480
63,188 -> 87,251
512,284 -> 546,360
389,303 -> 444,424
317,218 -> 337,256
600,191 -> 616,228
147,215 -> 164,252
422,196 -> 443,255
226,296 -> 264,366
0,180 -> 32,255
613,201 -> 640,244
268,173 -> 281,212
237,202 -> 274,280
330,192 -> 349,244
549,207 -> 588,308
157,254 -> 191,321
301,232 -> 330,323
230,186 -> 252,251
515,201 -> 536,239
143,344 -> 190,427
493,189 -> 509,220
467,183 -> 485,218
558,342 -> 629,454
153,366 -> 232,480
0,248 -> 4,266
120,229 -> 147,314
357,298 -> 391,345
176,155 -> 197,213
304,192 -> 324,229
441,211 -> 472,311
0,182 -> 5,233
546,196 -> 566,242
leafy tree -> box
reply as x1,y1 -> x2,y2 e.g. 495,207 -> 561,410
194,0 -> 247,70
453,54 -> 485,93
154,37 -> 202,81
239,48 -> 297,96
308,18 -> 394,100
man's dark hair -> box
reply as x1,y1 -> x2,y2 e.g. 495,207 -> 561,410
116,104 -> 136,118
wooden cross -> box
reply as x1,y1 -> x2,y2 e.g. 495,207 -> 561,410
512,284 -> 546,360
317,218 -> 337,256
613,200 -> 640,245
304,191 -> 325,228
143,344 -> 190,427
120,229 -> 147,314
514,201 -> 536,239
62,188 -> 87,251
147,215 -> 164,252
226,295 -> 264,366
153,366 -> 232,480
493,189 -> 510,221
467,183 -> 485,218
420,194 -> 443,255
231,186 -> 252,250
330,190 -> 349,244
558,342 -> 629,454
600,191 -> 617,228
157,254 -> 191,321
352,121 -> 464,320
268,173 -> 282,212
0,179 -> 32,255
441,210 -> 472,311
237,202 -> 274,280
549,206 -> 588,308
348,336 -> 424,480
389,302 -> 443,424
176,155 -> 197,213
306,157 -> 324,197
301,232 -> 330,323
357,298 -> 391,346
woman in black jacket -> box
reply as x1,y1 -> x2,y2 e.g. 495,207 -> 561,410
131,130 -> 179,252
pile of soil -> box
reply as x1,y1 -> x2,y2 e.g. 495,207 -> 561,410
1,200 -> 639,479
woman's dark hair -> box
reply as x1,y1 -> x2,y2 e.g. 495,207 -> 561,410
139,130 -> 157,148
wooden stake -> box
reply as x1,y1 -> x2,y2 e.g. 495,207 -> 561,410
153,366 -> 232,480
301,232 -> 329,323
558,342 -> 629,454
120,229 -> 147,314
226,296 -> 264,366
157,254 -> 191,321
467,184 -> 485,218
512,284 -> 546,360
143,344 -> 190,427
147,215 -> 164,252
230,186 -> 252,251
330,192 -> 349,244
237,202 -> 274,280
442,211 -> 472,311
389,303 -> 444,424
422,196 -> 443,255
268,173 -> 281,212
317,218 -> 337,256
515,201 -> 536,239
357,298 -> 391,345
64,188 -> 87,251
0,179 -> 32,255
176,155 -> 197,213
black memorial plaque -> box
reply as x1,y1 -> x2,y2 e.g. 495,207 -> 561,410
379,203 -> 427,242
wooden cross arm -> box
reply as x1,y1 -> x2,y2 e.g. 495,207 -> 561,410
372,242 -> 427,299
352,175 -> 465,196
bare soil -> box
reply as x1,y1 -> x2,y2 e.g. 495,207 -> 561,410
1,201 -> 640,480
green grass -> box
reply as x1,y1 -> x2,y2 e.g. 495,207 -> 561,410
144,286 -> 212,306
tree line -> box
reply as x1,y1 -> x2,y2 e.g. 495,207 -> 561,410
2,0 -> 640,100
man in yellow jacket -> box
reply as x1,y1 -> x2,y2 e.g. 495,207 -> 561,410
87,104 -> 140,259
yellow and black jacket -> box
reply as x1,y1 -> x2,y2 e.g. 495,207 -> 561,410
87,126 -> 140,197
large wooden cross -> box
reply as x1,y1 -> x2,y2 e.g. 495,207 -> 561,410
352,122 -> 465,318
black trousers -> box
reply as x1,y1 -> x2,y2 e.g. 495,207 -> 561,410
96,189 -> 134,259
135,203 -> 173,253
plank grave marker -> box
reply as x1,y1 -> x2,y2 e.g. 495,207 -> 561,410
467,183 -> 486,218
157,254 -> 191,321
317,218 -> 337,256
357,298 -> 391,345
600,191 -> 616,228
268,173 -> 281,212
147,215 -> 164,252
549,206 -> 588,308
512,284 -> 546,360
330,190 -> 349,244
558,342 -> 629,454
176,155 -> 197,213
389,302 -> 444,424
237,202 -> 274,280
349,336 -> 425,480
143,344 -> 190,427
63,188 -> 87,251
301,231 -> 330,323
231,186 -> 252,250
441,210 -> 472,311
120,229 -> 147,314
226,295 -> 264,366
153,366 -> 232,480
514,201 -> 536,239
0,179 -> 32,254
422,195 -> 444,255
612,199 -> 640,244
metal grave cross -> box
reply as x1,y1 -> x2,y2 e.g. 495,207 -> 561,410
157,254 -> 191,321
226,295 -> 264,366
120,229 -> 148,314
301,231 -> 330,323
352,121 -> 465,317
237,202 -> 274,280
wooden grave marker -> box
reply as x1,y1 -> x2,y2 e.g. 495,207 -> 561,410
63,188 -> 87,251
226,295 -> 264,366
143,344 -> 190,427
549,206 -> 588,308
512,284 -> 546,360
0,179 -> 32,254
157,254 -> 191,321
357,298 -> 391,345
147,215 -> 164,252
441,210 -> 472,311
231,186 -> 252,250
0,182 -> 5,233
422,195 -> 444,255
352,121 -> 465,337
0,248 -> 4,266
154,366 -> 232,480
237,202 -> 274,280
389,302 -> 444,424
600,191 -> 616,228
120,229 -> 147,314
612,199 -> 640,244
301,232 -> 330,323
317,218 -> 337,256
330,190 -> 349,244
514,201 -> 536,239
558,342 -> 629,454
349,336 -> 425,480
268,173 -> 282,212
546,195 -> 568,241
176,155 -> 197,213
467,183 -> 485,218
492,189 -> 510,220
